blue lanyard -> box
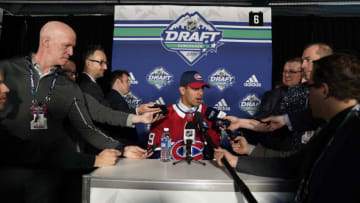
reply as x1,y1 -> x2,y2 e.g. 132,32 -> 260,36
29,66 -> 58,105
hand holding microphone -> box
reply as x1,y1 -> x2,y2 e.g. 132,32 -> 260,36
195,112 -> 258,203
231,136 -> 251,155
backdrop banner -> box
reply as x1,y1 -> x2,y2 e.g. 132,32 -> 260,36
112,5 -> 272,146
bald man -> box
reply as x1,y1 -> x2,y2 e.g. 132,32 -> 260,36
0,21 -> 158,167
0,21 -> 159,203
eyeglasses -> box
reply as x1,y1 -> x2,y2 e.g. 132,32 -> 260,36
283,70 -> 303,74
88,59 -> 109,66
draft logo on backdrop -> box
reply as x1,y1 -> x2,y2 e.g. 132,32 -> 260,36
146,67 -> 174,90
161,12 -> 223,66
208,68 -> 235,91
239,94 -> 261,116
125,92 -> 142,109
129,72 -> 139,85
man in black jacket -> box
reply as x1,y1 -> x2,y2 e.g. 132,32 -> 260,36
215,53 -> 360,203
106,70 -> 139,145
78,46 -> 158,149
78,45 -> 155,113
262,43 -> 333,132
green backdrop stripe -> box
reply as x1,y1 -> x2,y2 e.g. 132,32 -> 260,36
114,28 -> 271,39
218,29 -> 272,39
114,28 -> 163,36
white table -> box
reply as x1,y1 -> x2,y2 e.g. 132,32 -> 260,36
82,159 -> 295,203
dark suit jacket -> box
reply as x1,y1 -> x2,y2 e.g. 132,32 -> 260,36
107,89 -> 136,114
77,73 -> 110,107
254,86 -> 288,119
245,86 -> 306,152
288,108 -> 321,131
236,106 -> 360,203
106,89 -> 138,145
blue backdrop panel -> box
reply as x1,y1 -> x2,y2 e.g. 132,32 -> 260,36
112,6 -> 272,147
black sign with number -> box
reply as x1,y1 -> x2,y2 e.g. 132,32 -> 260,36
249,11 -> 263,26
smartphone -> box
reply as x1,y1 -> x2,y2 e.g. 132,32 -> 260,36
147,143 -> 159,154
151,104 -> 169,118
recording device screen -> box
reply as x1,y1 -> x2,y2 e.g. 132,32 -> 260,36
214,119 -> 231,129
147,143 -> 158,154
150,104 -> 169,118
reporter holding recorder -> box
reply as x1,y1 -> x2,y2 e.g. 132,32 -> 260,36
0,21 -> 158,203
214,53 -> 360,203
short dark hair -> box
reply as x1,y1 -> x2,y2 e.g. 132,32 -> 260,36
313,53 -> 360,101
304,42 -> 333,58
82,45 -> 105,62
286,57 -> 302,64
110,70 -> 130,86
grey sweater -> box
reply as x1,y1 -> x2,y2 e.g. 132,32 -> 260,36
0,56 -> 131,150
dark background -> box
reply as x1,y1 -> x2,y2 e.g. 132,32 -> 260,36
1,1 -> 360,88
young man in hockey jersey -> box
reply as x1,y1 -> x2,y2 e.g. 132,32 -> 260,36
147,70 -> 221,160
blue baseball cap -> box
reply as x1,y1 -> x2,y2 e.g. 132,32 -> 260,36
180,70 -> 210,88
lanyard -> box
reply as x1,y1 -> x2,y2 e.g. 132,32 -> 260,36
29,65 -> 58,105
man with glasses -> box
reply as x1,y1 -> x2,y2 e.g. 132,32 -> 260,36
78,46 -> 159,152
262,43 -> 333,132
228,57 -> 311,157
78,45 -> 110,105
215,53 -> 360,203
78,45 -> 156,113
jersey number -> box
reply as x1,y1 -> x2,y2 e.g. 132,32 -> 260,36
148,133 -> 155,145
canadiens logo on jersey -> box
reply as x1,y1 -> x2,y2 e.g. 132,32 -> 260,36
171,139 -> 204,160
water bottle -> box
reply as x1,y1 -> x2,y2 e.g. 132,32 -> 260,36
160,128 -> 171,162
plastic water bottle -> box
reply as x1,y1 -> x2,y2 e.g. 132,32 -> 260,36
160,128 -> 171,162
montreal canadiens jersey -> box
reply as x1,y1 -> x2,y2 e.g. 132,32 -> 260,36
147,104 -> 221,160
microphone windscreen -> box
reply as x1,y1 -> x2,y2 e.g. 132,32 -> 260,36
185,121 -> 196,129
194,112 -> 204,123
205,107 -> 227,121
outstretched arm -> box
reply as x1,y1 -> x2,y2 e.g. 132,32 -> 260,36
224,116 -> 272,132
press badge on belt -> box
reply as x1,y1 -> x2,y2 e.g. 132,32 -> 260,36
30,105 -> 48,130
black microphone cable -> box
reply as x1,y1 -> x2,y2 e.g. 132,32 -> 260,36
194,112 -> 258,203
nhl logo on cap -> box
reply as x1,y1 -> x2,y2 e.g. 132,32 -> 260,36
194,74 -> 202,80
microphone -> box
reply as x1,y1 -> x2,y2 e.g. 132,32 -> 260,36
205,107 -> 226,121
205,107 -> 231,130
184,122 -> 196,164
194,112 -> 216,149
